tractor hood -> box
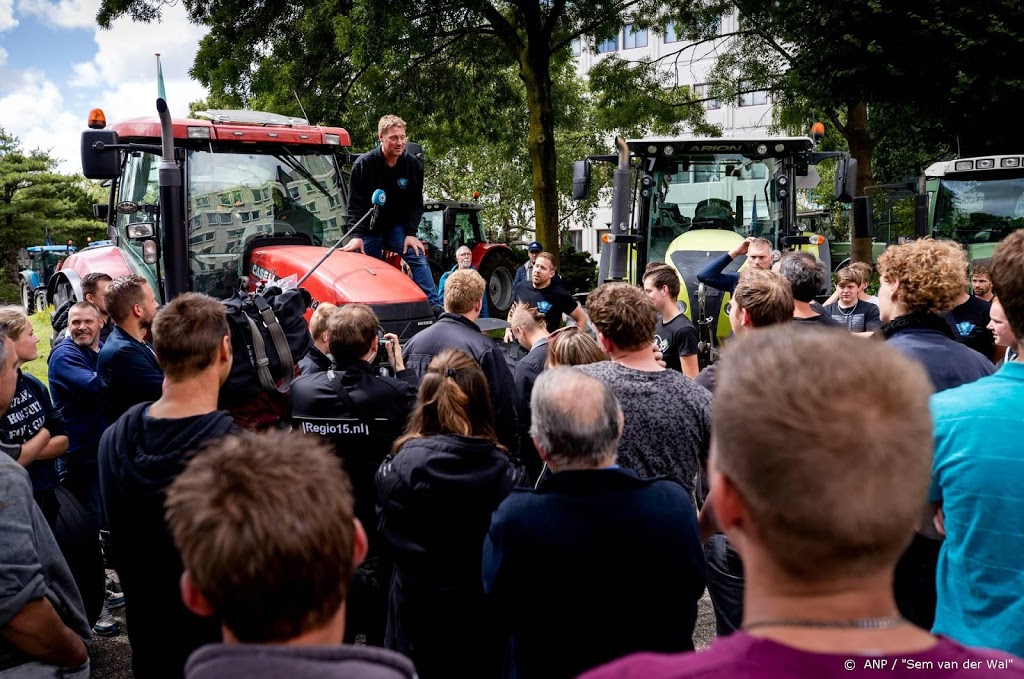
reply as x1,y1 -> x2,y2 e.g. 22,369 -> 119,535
248,245 -> 434,341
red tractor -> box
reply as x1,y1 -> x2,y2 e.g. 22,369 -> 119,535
414,200 -> 518,317
50,106 -> 434,340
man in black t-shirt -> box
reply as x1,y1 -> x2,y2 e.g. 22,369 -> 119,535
823,267 -> 882,335
944,292 -> 994,362
506,251 -> 588,337
643,264 -> 699,377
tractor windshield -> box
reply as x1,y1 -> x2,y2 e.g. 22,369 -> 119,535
932,176 -> 1024,245
645,155 -> 784,265
186,149 -> 347,297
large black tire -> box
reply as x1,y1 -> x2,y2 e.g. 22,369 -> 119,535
478,248 -> 518,319
53,485 -> 105,626
20,279 -> 34,315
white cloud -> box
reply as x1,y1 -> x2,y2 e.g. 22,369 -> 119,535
69,60 -> 100,88
0,70 -> 80,168
0,47 -> 8,66
0,0 -> 18,32
16,0 -> 98,29
0,2 -> 209,172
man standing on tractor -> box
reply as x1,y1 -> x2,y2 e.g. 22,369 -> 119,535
343,115 -> 442,315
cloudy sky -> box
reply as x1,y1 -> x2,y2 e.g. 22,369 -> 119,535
0,0 -> 208,173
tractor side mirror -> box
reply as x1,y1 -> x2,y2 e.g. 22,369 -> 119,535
93,203 -> 109,221
834,156 -> 857,203
406,142 -> 425,163
126,222 -> 156,240
914,193 -> 930,238
82,129 -> 121,180
573,160 -> 591,201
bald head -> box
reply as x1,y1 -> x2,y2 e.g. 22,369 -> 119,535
530,368 -> 622,469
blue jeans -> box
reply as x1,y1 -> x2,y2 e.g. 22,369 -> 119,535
705,533 -> 744,635
362,225 -> 440,307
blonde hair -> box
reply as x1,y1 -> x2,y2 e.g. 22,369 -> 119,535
378,115 -> 407,137
443,268 -> 485,314
508,302 -> 545,335
0,306 -> 29,341
309,303 -> 337,340
546,327 -> 606,368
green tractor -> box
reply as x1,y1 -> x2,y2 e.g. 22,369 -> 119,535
574,130 -> 855,365
17,243 -> 77,313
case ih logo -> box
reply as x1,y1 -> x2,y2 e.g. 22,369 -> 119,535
251,263 -> 278,283
686,144 -> 745,152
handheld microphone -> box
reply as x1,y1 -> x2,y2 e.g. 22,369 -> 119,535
368,189 -> 387,233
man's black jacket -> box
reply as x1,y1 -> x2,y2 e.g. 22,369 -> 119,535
290,359 -> 419,549
402,313 -> 519,456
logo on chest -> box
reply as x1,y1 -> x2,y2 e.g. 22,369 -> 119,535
955,321 -> 976,337
397,178 -> 409,190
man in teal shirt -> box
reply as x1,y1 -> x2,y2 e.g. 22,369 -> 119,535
929,230 -> 1024,656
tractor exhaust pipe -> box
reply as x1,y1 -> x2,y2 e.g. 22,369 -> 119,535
601,135 -> 632,282
156,97 -> 189,300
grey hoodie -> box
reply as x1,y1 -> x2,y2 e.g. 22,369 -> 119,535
186,643 -> 418,679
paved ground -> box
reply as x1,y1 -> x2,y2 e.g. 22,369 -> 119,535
90,586 -> 717,677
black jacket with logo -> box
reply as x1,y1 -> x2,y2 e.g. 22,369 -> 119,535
290,359 -> 418,549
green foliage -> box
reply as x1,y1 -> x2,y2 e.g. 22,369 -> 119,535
0,129 -> 105,289
704,0 -> 1024,179
96,0 -> 718,265
558,245 -> 598,294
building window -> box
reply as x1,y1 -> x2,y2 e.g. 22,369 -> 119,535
693,83 -> 721,110
597,35 -> 618,53
571,38 -> 581,56
665,23 -> 680,43
570,229 -> 583,253
623,24 -> 648,49
739,85 -> 769,107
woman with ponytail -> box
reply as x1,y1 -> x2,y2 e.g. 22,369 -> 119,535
376,348 -> 520,678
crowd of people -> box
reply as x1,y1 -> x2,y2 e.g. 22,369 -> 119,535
1,117 -> 1022,678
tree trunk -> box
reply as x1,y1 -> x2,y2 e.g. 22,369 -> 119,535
518,47 -> 560,267
845,100 -> 875,264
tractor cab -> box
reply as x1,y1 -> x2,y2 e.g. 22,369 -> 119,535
574,131 -> 855,365
18,244 -> 76,313
418,200 -> 518,317
54,107 -> 435,343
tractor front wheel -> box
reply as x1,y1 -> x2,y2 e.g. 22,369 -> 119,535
479,249 -> 518,319
21,279 -> 34,315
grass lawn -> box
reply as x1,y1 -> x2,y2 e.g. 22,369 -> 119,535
24,308 -> 54,387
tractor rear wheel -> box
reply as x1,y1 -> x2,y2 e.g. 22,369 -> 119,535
21,279 -> 34,314
479,248 -> 518,319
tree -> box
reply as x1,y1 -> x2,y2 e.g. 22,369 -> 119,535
691,0 -> 1024,262
97,0 -> 716,265
0,129 -> 105,299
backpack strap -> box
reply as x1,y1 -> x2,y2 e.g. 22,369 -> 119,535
245,296 -> 295,394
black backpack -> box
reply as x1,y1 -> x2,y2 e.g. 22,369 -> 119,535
220,286 -> 313,406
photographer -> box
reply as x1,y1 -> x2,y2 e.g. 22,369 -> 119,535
289,303 -> 418,646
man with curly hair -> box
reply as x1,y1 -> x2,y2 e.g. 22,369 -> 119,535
876,238 -> 994,631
